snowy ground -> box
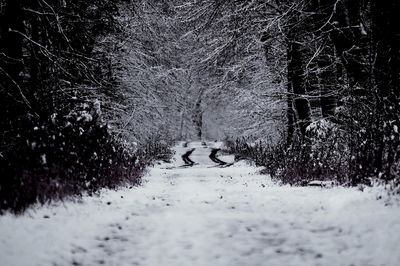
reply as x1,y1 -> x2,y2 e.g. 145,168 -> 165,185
1,141 -> 400,266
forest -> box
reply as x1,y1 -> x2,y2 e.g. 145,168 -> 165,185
1,1 -> 400,265
0,0 -> 399,211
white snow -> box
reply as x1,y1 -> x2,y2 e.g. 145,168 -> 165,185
1,141 -> 400,266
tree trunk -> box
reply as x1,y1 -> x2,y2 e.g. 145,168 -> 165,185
371,0 -> 400,179
286,81 -> 295,144
329,0 -> 370,89
30,0 -> 40,108
317,40 -> 338,119
193,88 -> 204,140
311,0 -> 338,119
0,0 -> 24,87
372,0 -> 400,99
0,0 -> 26,142
287,39 -> 311,136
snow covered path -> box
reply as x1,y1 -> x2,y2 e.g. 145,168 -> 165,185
1,141 -> 400,266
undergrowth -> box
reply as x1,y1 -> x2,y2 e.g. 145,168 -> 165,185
226,119 -> 399,187
0,102 -> 173,214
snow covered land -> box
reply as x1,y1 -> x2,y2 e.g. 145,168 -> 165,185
1,142 -> 399,266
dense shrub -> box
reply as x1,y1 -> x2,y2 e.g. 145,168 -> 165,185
228,136 -> 342,185
0,102 -> 173,213
226,119 -> 374,186
227,116 -> 399,190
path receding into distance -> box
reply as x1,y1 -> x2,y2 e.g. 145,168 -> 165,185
1,142 -> 400,266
